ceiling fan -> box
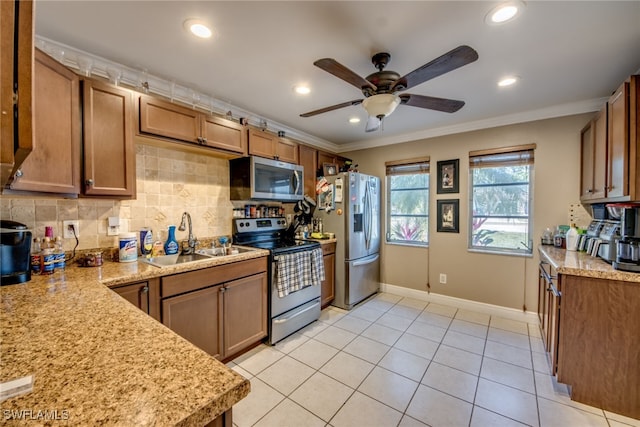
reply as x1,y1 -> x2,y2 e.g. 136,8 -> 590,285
300,45 -> 479,132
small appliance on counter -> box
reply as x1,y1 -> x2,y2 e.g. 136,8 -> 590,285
1,220 -> 32,285
611,203 -> 640,272
596,220 -> 621,263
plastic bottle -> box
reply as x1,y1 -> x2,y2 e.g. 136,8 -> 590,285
40,243 -> 55,275
164,225 -> 179,255
31,238 -> 42,275
566,223 -> 579,251
54,236 -> 65,270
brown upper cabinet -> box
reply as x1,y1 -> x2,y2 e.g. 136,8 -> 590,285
247,128 -> 298,163
0,0 -> 33,187
10,49 -> 81,194
298,144 -> 318,196
82,79 -> 136,197
580,75 -> 640,203
138,95 -> 247,155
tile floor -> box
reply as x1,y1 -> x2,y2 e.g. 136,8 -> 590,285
228,293 -> 640,427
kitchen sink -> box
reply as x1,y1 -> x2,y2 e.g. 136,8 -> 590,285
139,253 -> 212,268
196,246 -> 256,257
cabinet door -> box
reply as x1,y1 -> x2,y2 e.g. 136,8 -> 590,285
275,137 -> 298,163
537,263 -> 548,333
1,0 -> 33,186
82,79 -> 135,197
11,49 -> 80,194
592,106 -> 608,199
321,252 -> 335,308
201,114 -> 247,154
222,272 -> 267,358
112,281 -> 150,314
579,121 -> 595,200
607,81 -> 629,199
317,151 -> 336,170
298,145 -> 318,196
139,95 -> 200,144
247,128 -> 276,159
163,285 -> 223,359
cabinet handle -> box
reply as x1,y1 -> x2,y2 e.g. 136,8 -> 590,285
202,137 -> 208,144
220,287 -> 226,293
14,169 -> 23,178
141,286 -> 149,293
85,179 -> 94,186
586,189 -> 593,193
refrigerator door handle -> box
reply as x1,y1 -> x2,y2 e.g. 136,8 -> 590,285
363,181 -> 371,250
352,254 -> 379,267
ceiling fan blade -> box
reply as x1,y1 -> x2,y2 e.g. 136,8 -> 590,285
314,58 -> 377,91
365,116 -> 381,132
400,94 -> 465,113
300,99 -> 363,117
391,45 -> 479,91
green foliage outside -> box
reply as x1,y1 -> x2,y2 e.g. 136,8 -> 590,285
387,174 -> 429,244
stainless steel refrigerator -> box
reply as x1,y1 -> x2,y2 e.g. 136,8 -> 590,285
318,172 -> 380,310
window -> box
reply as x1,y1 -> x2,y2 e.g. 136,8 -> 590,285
469,145 -> 535,255
385,157 -> 430,246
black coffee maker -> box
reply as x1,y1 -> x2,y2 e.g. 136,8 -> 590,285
1,220 -> 32,285
613,204 -> 640,272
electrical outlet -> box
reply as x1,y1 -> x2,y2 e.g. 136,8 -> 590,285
439,273 -> 447,284
63,220 -> 80,238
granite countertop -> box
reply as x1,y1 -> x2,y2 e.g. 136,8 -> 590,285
0,248 -> 269,426
538,246 -> 640,283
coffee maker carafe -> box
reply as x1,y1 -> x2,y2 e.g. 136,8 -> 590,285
613,203 -> 640,272
1,220 -> 32,285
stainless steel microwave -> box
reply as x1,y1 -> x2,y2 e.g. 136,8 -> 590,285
230,156 -> 304,201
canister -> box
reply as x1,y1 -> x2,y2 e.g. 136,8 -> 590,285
119,232 -> 138,262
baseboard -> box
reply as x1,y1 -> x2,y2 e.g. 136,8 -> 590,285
380,283 -> 539,324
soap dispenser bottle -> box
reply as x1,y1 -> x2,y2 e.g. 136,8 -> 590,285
164,225 -> 179,255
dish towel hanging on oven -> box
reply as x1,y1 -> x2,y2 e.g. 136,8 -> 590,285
275,248 -> 325,298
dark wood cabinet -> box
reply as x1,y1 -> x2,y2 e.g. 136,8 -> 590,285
247,128 -> 298,163
111,278 -> 160,320
0,0 -> 33,187
10,48 -> 81,194
298,144 -> 318,197
580,105 -> 607,201
537,257 -> 561,375
321,242 -> 336,308
607,80 -> 629,199
139,95 -> 247,155
82,79 -> 136,197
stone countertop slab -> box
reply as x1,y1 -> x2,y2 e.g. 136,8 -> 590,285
538,246 -> 640,283
0,248 -> 268,426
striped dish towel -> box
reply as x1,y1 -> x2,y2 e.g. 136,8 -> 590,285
275,248 -> 325,298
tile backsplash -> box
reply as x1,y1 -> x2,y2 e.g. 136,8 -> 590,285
1,144 -> 234,251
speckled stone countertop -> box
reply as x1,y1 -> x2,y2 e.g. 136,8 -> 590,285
539,246 -> 640,283
0,248 -> 269,426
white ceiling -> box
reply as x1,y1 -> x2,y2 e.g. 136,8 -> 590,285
35,1 -> 640,152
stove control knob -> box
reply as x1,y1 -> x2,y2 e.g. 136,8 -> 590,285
244,222 -> 250,227
239,222 -> 244,227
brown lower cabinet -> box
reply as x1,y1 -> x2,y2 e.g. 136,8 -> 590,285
161,257 -> 268,361
321,243 -> 336,308
111,278 -> 160,321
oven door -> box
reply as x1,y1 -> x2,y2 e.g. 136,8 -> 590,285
271,260 -> 321,318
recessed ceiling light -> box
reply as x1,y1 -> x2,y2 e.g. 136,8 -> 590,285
498,76 -> 519,87
293,85 -> 310,95
184,19 -> 212,39
349,117 -> 361,124
485,1 -> 524,25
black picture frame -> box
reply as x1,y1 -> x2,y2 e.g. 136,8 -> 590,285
322,163 -> 338,176
437,159 -> 459,194
437,199 -> 459,233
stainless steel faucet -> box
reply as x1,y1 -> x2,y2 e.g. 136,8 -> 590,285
178,211 -> 197,254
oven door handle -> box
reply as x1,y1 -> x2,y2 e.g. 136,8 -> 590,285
273,300 -> 320,324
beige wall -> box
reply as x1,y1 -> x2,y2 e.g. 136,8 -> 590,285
345,113 -> 593,310
0,141 -> 234,251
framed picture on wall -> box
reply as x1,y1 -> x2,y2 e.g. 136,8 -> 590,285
437,199 -> 459,233
437,159 -> 459,194
322,163 -> 338,176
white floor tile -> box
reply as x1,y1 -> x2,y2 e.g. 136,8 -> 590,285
378,347 -> 431,382
387,303 -> 422,320
288,338 -> 339,369
299,320 -> 329,338
490,316 -> 529,335
312,324 -> 357,350
361,323 -> 403,346
487,327 -> 531,350
433,344 -> 483,376
396,297 -> 428,310
604,411 -> 640,427
234,344 -> 285,376
406,384 -> 473,427
405,320 -> 447,343
253,398 -> 325,427
470,406 -> 528,427
319,307 -> 347,324
484,339 -> 533,369
375,292 -> 403,304
455,309 -> 491,326
528,323 -> 542,338
232,377 -> 285,427
256,355 -> 316,396
424,302 -> 458,318
332,315 -> 372,334
330,391 -> 403,427
475,379 -> 539,426
534,372 -> 605,416
349,305 -> 385,322
610,421 -> 640,427
289,372 -> 354,422
228,362 -> 253,379
422,362 -> 478,403
538,397 -> 609,427
480,358 -> 535,394
415,311 -> 453,329
342,335 -> 391,364
362,298 -> 396,312
531,350 -> 552,374
394,332 -> 440,360
442,329 -> 486,355
398,414 -> 430,427
530,335 -> 546,354
273,331 -> 310,354
358,366 -> 419,412
449,318 -> 489,339
319,351 -> 375,389
375,312 -> 415,331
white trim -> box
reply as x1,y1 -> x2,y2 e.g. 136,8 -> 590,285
380,282 -> 539,324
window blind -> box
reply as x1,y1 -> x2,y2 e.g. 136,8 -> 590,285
385,156 -> 430,175
469,144 -> 536,168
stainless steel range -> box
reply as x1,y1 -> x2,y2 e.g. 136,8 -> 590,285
233,218 -> 322,345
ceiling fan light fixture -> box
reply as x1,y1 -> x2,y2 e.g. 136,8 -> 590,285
485,1 -> 524,25
362,94 -> 400,119
184,19 -> 212,39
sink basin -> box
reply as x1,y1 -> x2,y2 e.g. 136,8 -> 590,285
139,253 -> 212,268
196,246 -> 256,257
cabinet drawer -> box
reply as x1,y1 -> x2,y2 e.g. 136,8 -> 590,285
161,257 -> 267,298
321,242 -> 336,256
